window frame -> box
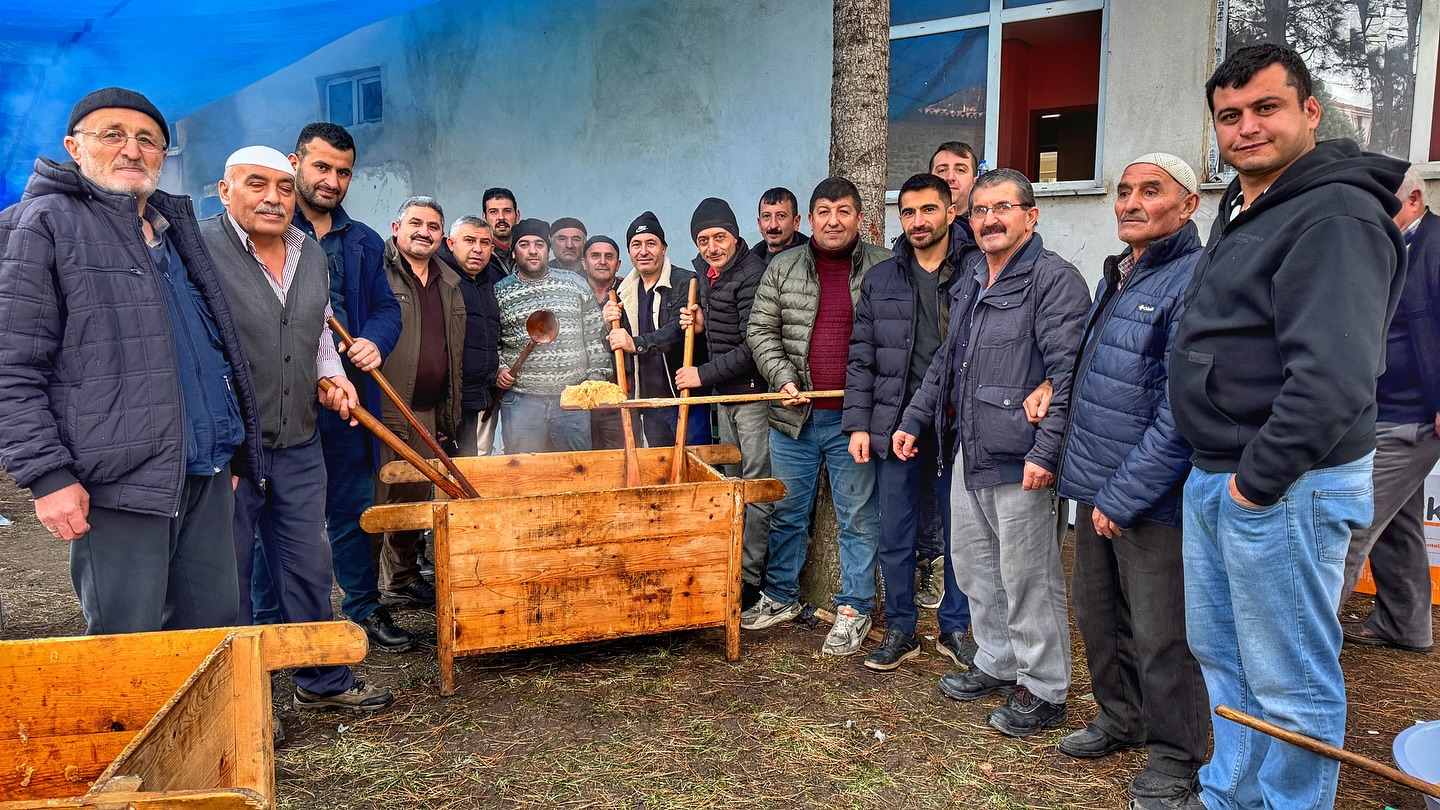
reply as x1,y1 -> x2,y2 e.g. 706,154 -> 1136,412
1410,0 -> 1440,175
319,68 -> 383,128
887,0 -> 1109,197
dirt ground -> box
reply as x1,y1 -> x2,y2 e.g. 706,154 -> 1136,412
1,472 -> 1436,809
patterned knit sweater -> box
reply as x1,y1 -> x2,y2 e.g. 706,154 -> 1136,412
494,268 -> 612,395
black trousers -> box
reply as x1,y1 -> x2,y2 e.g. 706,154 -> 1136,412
1073,506 -> 1209,778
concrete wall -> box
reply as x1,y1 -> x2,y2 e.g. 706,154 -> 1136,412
175,0 -> 834,252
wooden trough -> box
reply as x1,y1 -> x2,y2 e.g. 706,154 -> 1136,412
361,445 -> 784,695
0,621 -> 366,809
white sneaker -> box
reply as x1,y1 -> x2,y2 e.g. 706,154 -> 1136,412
822,605 -> 871,656
740,594 -> 802,630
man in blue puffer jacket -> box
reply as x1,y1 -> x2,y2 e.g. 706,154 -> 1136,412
1053,154 -> 1209,810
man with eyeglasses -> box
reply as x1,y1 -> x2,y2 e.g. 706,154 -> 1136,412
0,87 -> 263,634
895,168 -> 1090,737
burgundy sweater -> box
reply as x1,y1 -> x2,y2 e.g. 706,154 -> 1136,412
809,237 -> 857,409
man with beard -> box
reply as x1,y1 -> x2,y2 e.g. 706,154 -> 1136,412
676,198 -> 770,608
374,197 -> 466,606
284,122 -> 410,653
549,217 -> 587,273
748,187 -> 810,268
581,235 -> 627,450
201,145 -> 392,713
846,173 -> 975,673
445,216 -> 501,456
0,87 -> 261,634
483,188 -> 520,276
495,219 -> 611,453
896,169 -> 1090,737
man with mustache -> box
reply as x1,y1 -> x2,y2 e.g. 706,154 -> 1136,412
444,215 -> 502,457
744,176 -> 890,656
201,146 -> 392,713
374,197 -> 467,606
1053,154 -> 1208,809
895,168 -> 1090,737
0,87 -> 261,635
283,122 -> 411,654
582,235 -> 627,450
845,172 -> 975,673
748,187 -> 810,268
549,217 -> 588,274
483,188 -> 520,277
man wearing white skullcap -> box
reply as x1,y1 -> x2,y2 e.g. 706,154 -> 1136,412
1047,153 -> 1208,808
201,145 -> 394,714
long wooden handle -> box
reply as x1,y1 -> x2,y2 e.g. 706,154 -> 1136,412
327,317 -> 478,497
1214,706 -> 1440,799
608,290 -> 641,487
481,335 -> 539,427
318,378 -> 466,499
669,277 -> 700,482
572,389 -> 845,410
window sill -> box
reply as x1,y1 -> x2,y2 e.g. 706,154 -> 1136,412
1416,161 -> 1440,179
1032,182 -> 1107,198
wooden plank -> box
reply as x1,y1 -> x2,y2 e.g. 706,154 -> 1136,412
688,444 -> 740,467
359,502 -> 436,534
250,622 -> 367,671
0,788 -> 266,809
725,487 -> 743,662
378,447 -> 679,489
0,732 -> 133,801
434,504 -> 457,698
743,478 -> 786,504
222,633 -> 270,802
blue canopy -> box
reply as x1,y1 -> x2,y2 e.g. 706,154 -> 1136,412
0,0 -> 439,206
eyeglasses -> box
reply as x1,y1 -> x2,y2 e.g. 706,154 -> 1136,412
73,129 -> 167,154
969,201 -> 1032,218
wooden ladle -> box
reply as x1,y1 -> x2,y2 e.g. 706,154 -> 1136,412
481,309 -> 558,427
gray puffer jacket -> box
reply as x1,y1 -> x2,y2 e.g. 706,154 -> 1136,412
747,239 -> 892,438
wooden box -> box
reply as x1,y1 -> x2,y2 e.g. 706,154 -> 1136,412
0,622 -> 365,809
362,445 -> 784,695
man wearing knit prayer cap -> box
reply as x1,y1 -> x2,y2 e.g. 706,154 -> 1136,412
549,216 -> 588,273
201,145 -> 393,713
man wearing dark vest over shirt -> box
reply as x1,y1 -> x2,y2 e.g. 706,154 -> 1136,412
202,145 -> 392,712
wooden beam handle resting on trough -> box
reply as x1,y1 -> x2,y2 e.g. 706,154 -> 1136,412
1214,705 -> 1440,799
317,377 -> 467,499
569,389 -> 846,410
669,277 -> 699,483
327,316 -> 480,498
610,289 -> 642,487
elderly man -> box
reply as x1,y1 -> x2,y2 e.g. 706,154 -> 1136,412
0,87 -> 261,634
1339,166 -> 1440,656
550,217 -> 588,274
582,235 -> 626,450
1173,44 -> 1405,809
896,168 -> 1090,737
749,187 -> 810,268
675,198 -> 771,609
374,197 -> 467,606
443,215 -> 501,457
495,218 -> 610,453
201,146 -> 391,712
282,122 -> 410,653
846,172 -> 975,673
743,177 -> 890,656
1050,154 -> 1208,807
604,212 -> 707,448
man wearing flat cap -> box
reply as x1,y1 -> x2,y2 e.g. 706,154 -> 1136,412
0,87 -> 262,634
494,218 -> 611,453
200,146 -> 392,713
1047,154 -> 1209,807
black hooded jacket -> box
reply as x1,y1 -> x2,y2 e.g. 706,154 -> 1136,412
693,238 -> 767,395
1170,139 -> 1407,505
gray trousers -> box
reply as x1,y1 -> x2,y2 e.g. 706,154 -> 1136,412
1073,507 -> 1208,778
69,466 -> 239,635
1341,421 -> 1440,648
717,401 -> 773,586
949,446 -> 1071,704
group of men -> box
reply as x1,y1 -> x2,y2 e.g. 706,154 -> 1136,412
0,40 -> 1434,810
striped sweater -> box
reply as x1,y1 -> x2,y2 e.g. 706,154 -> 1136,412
494,268 -> 612,395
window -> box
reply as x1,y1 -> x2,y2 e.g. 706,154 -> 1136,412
888,0 -> 1106,190
320,69 -> 383,127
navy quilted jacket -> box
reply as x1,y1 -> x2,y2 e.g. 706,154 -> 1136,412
1056,222 -> 1201,528
0,158 -> 262,517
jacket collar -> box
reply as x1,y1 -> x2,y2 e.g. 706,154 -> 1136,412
1103,220 -> 1201,287
968,231 -> 1045,284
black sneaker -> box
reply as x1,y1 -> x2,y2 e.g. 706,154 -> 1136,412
914,556 -> 944,609
987,685 -> 1067,737
863,629 -> 922,671
294,680 -> 394,713
358,607 -> 417,653
1058,723 -> 1140,758
1129,790 -> 1205,809
938,667 -> 1016,701
1129,769 -> 1199,800
382,578 -> 436,606
935,630 -> 977,669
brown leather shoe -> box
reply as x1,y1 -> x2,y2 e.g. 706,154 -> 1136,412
1341,621 -> 1432,653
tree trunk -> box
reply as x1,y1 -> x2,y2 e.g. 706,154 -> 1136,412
799,465 -> 842,610
829,0 -> 889,246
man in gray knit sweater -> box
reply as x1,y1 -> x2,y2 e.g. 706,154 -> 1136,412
494,218 -> 611,453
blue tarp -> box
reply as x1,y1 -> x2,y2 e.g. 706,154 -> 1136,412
0,0 -> 439,206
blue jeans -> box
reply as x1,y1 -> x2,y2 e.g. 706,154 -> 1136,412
1183,456 -> 1374,810
763,409 -> 880,613
500,390 -> 592,454
876,431 -> 970,635
635,404 -> 714,449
